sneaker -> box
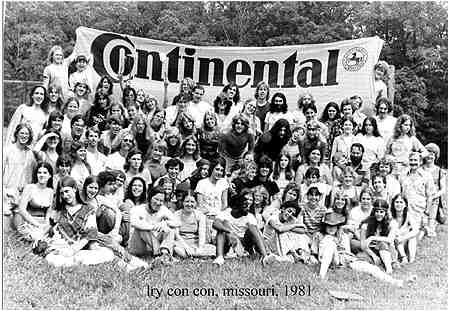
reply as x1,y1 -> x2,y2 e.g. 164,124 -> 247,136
262,253 -> 278,266
159,253 -> 173,266
213,256 -> 225,266
399,256 -> 409,264
305,255 -> 319,265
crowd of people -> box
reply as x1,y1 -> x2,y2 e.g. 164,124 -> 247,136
3,45 -> 447,285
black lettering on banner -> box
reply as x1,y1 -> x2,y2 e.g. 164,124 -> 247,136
281,52 -> 298,88
252,60 -> 280,88
198,57 -> 225,86
226,60 -> 252,87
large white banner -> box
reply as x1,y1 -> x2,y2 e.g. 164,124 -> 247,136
72,26 -> 384,113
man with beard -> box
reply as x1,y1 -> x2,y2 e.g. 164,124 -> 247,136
212,189 -> 277,266
254,118 -> 292,163
347,143 -> 369,187
298,120 -> 327,164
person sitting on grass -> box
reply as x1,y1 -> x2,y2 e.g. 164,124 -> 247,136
129,186 -> 180,265
212,189 -> 278,266
359,199 -> 396,274
263,200 -> 307,263
173,190 -> 216,258
390,194 -> 420,264
312,212 -> 415,287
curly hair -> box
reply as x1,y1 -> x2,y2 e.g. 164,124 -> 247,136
269,92 -> 288,113
320,101 -> 341,122
392,114 -> 416,138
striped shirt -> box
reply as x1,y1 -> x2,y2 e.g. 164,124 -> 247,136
298,203 -> 327,235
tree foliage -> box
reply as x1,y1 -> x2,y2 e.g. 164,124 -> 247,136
3,1 -> 448,165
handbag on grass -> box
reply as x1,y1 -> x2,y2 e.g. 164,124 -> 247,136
436,168 -> 447,225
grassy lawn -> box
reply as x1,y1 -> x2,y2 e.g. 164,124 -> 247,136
2,223 -> 447,309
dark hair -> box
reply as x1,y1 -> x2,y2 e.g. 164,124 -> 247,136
97,170 -> 116,189
70,114 -> 85,128
147,185 -> 165,205
269,118 -> 292,144
320,101 -> 341,122
269,92 -> 288,113
47,84 -> 64,111
92,90 -> 111,112
29,85 -> 49,113
222,82 -> 240,104
273,152 -> 294,181
13,123 -> 34,146
302,102 -> 318,115
350,142 -> 365,154
213,97 -> 233,115
375,97 -> 393,114
208,156 -> 227,177
124,149 -> 144,172
340,116 -> 357,129
390,194 -> 409,226
40,129 -> 63,155
359,117 -> 381,137
64,97 -> 80,113
56,154 -> 72,170
125,176 -> 147,205
306,148 -> 323,165
165,157 -> 184,171
122,86 -> 137,107
371,173 -> 386,187
193,84 -> 205,93
305,166 -> 320,179
32,161 -> 54,188
180,135 -> 200,160
45,110 -> 64,131
282,183 -> 300,203
231,114 -> 250,132
54,176 -> 83,211
81,175 -> 99,202
364,199 -> 390,238
96,75 -> 114,95
257,155 -> 274,176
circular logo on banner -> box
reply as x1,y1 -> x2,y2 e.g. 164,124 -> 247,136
342,47 -> 368,71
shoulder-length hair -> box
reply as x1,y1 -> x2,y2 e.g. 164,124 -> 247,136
202,111 -> 218,131
124,149 -> 145,172
393,114 -> 416,139
364,199 -> 390,238
359,116 -> 381,137
70,141 -> 92,174
54,176 -> 83,211
213,97 -> 233,115
29,85 -> 49,113
375,97 -> 393,114
81,175 -> 99,202
282,182 -> 300,203
125,176 -> 147,205
96,75 -> 114,95
320,101 -> 341,122
390,194 -> 409,226
40,129 -> 63,154
269,118 -> 292,145
180,135 -> 200,160
222,82 -> 240,104
47,84 -> 64,111
47,45 -> 64,64
92,90 -> 111,111
32,161 -> 54,188
273,151 -> 294,181
179,77 -> 196,94
13,123 -> 34,146
297,92 -> 315,110
269,92 -> 288,113
45,110 -> 64,131
122,86 -> 137,106
254,81 -> 270,101
231,114 -> 250,133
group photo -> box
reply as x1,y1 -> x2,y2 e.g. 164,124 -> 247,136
2,1 -> 448,310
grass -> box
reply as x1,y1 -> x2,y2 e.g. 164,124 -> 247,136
2,223 -> 447,309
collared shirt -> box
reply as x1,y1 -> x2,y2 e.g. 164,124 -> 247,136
401,168 -> 436,213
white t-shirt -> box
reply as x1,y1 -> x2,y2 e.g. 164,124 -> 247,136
105,152 -> 126,171
195,178 -> 229,216
216,208 -> 257,238
86,149 -> 107,175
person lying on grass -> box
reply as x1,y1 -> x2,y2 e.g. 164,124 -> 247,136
212,189 -> 277,266
173,190 -> 216,258
129,186 -> 181,265
263,200 -> 308,263
313,211 -> 415,287
359,199 -> 397,274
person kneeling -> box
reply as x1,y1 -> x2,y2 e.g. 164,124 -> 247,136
129,186 -> 181,265
212,189 -> 276,265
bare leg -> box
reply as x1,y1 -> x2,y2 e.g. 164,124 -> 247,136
349,260 -> 403,287
407,238 -> 417,263
379,250 -> 393,274
319,238 -> 338,279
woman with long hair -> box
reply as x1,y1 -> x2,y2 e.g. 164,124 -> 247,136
69,141 -> 92,190
60,97 -> 80,139
129,114 -> 153,155
197,111 -> 221,162
42,110 -> 64,137
374,97 -> 397,144
47,84 -> 64,113
360,199 -> 396,274
6,85 -> 49,146
178,135 -> 201,181
13,162 -> 54,241
385,114 -> 428,178
145,140 -> 169,182
33,129 -> 63,172
295,148 -> 332,185
85,90 -> 111,131
240,99 -> 262,137
331,117 -> 358,162
356,117 -> 385,170
272,151 -> 295,193
80,175 -> 100,209
253,81 -> 270,130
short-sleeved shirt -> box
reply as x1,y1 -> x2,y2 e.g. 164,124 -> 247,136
216,208 -> 257,238
195,178 -> 228,216
131,204 -> 176,229
299,204 -> 327,235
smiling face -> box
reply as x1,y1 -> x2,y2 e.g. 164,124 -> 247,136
87,131 -> 99,147
234,119 -> 245,133
401,119 -> 412,135
393,197 -> 406,215
199,164 -> 210,178
342,104 -> 353,117
66,100 -> 79,117
185,139 -> 197,155
309,149 -> 321,165
363,119 -> 374,135
71,119 -> 85,136
212,164 -> 225,180
205,114 -> 216,128
307,191 -> 321,206
48,88 -> 60,103
285,188 -> 298,202
33,87 -> 45,105
374,208 -> 386,221
192,88 -> 204,103
244,101 -> 257,115
167,165 -> 180,179
257,85 -> 268,100
343,120 -> 354,135
377,102 -> 388,117
151,146 -> 163,161
226,86 -> 237,100
76,147 -> 87,161
53,48 -> 64,64
60,186 -> 76,206
360,192 -> 372,209
51,117 -> 63,131
183,195 -> 197,213
75,84 -> 88,97
16,127 -> 31,145
304,108 -> 316,121
36,166 -> 51,186
86,182 -> 99,200
46,135 -> 60,149
372,176 -> 385,192
279,155 -> 289,169
131,179 -> 144,198
343,173 -> 354,186
136,90 -> 145,103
